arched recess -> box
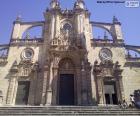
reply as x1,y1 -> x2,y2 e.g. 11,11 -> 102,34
22,26 -> 43,39
92,26 -> 113,40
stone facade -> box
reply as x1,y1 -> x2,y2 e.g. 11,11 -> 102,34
0,0 -> 140,106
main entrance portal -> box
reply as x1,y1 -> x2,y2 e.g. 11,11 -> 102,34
59,74 -> 74,105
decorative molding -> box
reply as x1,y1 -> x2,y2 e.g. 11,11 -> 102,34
91,21 -> 113,26
20,21 -> 44,25
10,38 -> 43,45
91,39 -> 124,47
93,61 -> 123,78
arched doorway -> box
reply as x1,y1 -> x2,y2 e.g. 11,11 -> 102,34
57,58 -> 76,105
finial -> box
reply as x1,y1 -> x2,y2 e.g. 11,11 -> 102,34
113,16 -> 121,24
16,15 -> 22,22
104,31 -> 108,40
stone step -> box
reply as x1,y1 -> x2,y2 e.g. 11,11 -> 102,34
0,106 -> 139,116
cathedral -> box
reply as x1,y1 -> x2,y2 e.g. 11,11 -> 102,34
0,0 -> 140,106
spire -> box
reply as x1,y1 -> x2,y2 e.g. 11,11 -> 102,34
113,16 -> 121,24
113,16 -> 118,22
50,0 -> 60,9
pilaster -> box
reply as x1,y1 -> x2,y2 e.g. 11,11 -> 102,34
52,67 -> 58,105
6,77 -> 17,105
28,64 -> 39,105
45,62 -> 53,105
97,76 -> 104,104
41,65 -> 49,105
76,67 -> 82,105
81,69 -> 88,105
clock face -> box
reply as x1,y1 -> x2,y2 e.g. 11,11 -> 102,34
99,48 -> 112,61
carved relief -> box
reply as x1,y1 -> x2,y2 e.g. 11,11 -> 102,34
94,61 -> 122,78
18,60 -> 34,77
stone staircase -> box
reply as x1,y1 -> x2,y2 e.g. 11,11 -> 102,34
0,106 -> 140,116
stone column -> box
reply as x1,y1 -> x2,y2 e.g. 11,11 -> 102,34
86,69 -> 93,105
74,13 -> 80,35
28,65 -> 38,105
97,77 -> 104,105
118,77 -> 124,101
91,68 -> 97,105
45,62 -> 53,105
76,67 -> 82,105
6,76 -> 17,105
52,67 -> 58,105
55,14 -> 60,38
50,15 -> 55,40
40,65 -> 49,105
81,69 -> 88,105
28,76 -> 35,105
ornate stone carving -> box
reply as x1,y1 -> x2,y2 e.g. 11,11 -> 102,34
93,61 -> 122,78
93,61 -> 124,104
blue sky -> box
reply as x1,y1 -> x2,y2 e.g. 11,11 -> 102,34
0,0 -> 140,46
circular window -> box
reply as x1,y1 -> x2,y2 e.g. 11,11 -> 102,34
99,48 -> 112,62
22,48 -> 34,60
